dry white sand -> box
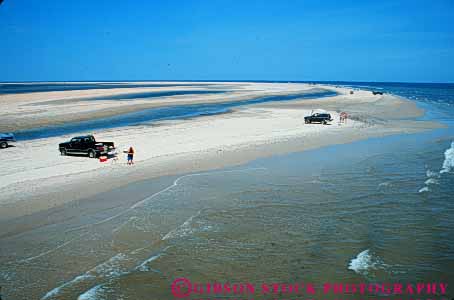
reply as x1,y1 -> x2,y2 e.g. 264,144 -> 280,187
0,83 -> 442,221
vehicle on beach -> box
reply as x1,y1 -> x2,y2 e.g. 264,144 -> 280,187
304,112 -> 333,125
372,91 -> 384,95
59,135 -> 115,158
0,133 -> 16,149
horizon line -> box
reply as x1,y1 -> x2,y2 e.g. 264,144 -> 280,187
1,79 -> 453,85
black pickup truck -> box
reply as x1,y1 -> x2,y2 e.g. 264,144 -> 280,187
59,135 -> 115,158
304,113 -> 333,125
0,133 -> 16,149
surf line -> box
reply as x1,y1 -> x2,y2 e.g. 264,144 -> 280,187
19,232 -> 90,263
20,167 -> 267,263
68,167 -> 267,232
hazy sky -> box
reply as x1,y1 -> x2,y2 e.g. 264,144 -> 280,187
1,0 -> 453,82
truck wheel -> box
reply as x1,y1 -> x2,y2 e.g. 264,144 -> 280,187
323,120 -> 327,125
60,148 -> 67,156
88,150 -> 96,158
0,141 -> 7,149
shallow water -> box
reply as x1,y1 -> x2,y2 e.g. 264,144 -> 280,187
86,89 -> 227,101
30,90 -> 229,105
14,89 -> 335,140
1,82 -> 453,300
1,127 -> 453,300
0,82 -> 217,94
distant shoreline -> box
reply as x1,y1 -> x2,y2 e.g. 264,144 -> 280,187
1,80 -> 453,84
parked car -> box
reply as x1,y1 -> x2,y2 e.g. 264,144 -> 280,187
59,135 -> 115,158
0,133 -> 16,149
304,112 -> 333,125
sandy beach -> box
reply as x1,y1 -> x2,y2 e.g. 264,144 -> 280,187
2,2 -> 453,299
0,82 -> 442,226
0,82 -> 325,132
3,1 -> 454,298
0,83 -> 452,300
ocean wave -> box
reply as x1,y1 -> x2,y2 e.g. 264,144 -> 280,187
77,284 -> 105,300
419,142 -> 454,192
426,169 -> 440,178
162,210 -> 201,241
76,248 -> 168,300
378,181 -> 392,188
41,253 -> 130,300
41,275 -> 96,300
42,168 -> 266,299
135,246 -> 170,272
136,254 -> 162,272
440,142 -> 454,174
424,178 -> 439,185
418,186 -> 430,193
348,249 -> 387,276
0,270 -> 13,281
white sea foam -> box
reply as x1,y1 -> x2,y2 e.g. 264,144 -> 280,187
424,178 -> 439,185
348,249 -> 387,276
0,270 -> 12,281
92,253 -> 130,278
162,211 -> 201,240
76,248 -> 170,299
41,168 -> 267,299
21,233 -> 89,263
378,182 -> 391,188
426,169 -> 439,178
41,253 -> 129,300
67,167 -> 266,234
77,284 -> 105,300
135,246 -> 170,272
348,249 -> 374,275
136,253 -> 162,272
440,142 -> 454,174
419,142 -> 454,193
419,186 -> 430,193
41,275 -> 96,300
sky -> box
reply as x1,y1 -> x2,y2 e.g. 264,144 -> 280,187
0,0 -> 453,82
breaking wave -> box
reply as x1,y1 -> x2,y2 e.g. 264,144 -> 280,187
348,249 -> 388,276
419,142 -> 453,193
440,142 -> 454,174
162,211 -> 201,241
77,285 -> 105,300
418,186 -> 430,193
41,253 -> 131,300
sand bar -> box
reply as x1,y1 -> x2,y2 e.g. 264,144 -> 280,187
0,83 -> 442,225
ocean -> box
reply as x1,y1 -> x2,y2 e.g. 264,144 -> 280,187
0,82 -> 453,300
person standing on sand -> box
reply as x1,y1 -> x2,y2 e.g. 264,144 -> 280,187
127,146 -> 135,165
